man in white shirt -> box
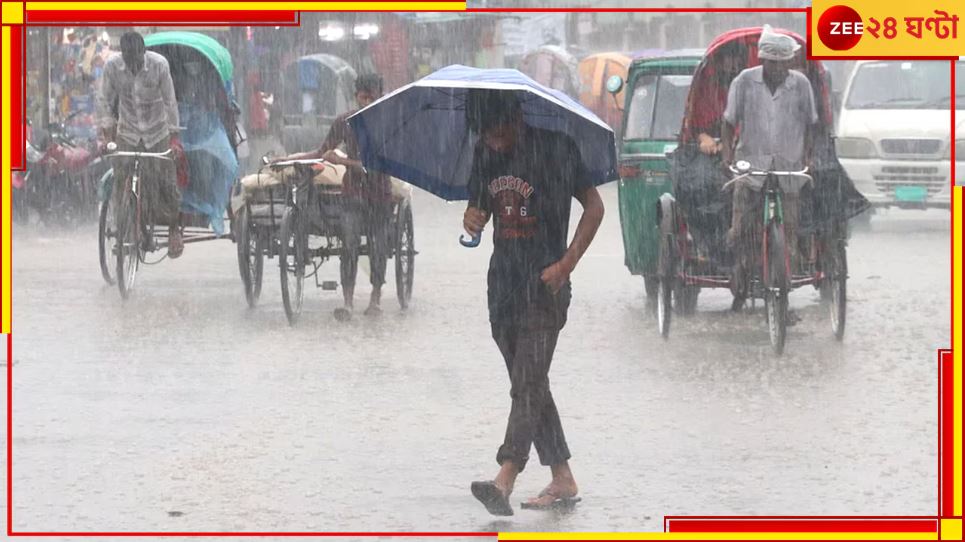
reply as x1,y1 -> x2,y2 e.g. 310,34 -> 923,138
97,32 -> 184,257
721,26 -> 818,309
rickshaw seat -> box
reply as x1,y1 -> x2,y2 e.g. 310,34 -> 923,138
238,166 -> 411,202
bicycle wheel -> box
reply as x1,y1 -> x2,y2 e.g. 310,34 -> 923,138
829,242 -> 847,341
114,190 -> 140,300
279,206 -> 306,325
98,191 -> 117,285
766,288 -> 788,355
765,221 -> 788,355
236,205 -> 264,308
656,235 -> 674,339
394,201 -> 415,309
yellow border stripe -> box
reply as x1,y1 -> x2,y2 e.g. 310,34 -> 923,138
25,2 -> 465,11
955,188 -> 963,516
2,2 -> 24,25
942,519 -> 962,541
2,25 -> 10,335
498,533 -> 937,541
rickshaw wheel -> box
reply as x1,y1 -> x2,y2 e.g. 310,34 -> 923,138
279,207 -> 305,326
394,201 -> 415,309
765,221 -> 789,355
766,289 -> 788,355
114,189 -> 140,300
98,190 -> 117,286
656,235 -> 674,339
829,242 -> 847,341
236,205 -> 264,308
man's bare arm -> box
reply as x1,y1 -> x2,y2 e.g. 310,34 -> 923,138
721,121 -> 736,166
541,186 -> 605,293
562,186 -> 605,271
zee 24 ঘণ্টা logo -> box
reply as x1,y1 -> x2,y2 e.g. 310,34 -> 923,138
817,4 -> 959,51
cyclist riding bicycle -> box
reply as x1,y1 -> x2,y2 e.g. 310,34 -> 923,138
721,25 -> 818,310
96,31 -> 185,257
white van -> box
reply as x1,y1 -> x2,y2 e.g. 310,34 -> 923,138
836,60 -> 954,207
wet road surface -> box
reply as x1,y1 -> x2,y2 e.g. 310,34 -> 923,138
5,185 -> 947,533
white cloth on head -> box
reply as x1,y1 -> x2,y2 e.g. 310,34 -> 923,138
757,24 -> 800,61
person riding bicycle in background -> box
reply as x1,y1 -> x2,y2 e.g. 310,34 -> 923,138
271,74 -> 391,321
721,25 -> 818,310
96,31 -> 184,257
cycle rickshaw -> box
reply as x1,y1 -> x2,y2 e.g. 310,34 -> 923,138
233,157 -> 415,325
97,32 -> 243,299
655,27 -> 864,354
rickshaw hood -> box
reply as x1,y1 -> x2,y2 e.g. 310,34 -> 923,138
144,31 -> 233,89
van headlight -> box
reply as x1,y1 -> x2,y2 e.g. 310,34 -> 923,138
836,137 -> 877,159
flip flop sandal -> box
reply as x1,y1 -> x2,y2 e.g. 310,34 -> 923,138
520,490 -> 581,511
471,480 -> 513,516
363,305 -> 383,317
333,308 -> 353,322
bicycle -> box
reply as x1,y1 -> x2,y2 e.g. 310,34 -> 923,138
103,142 -> 174,300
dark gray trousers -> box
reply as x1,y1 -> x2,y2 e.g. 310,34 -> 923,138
491,285 -> 571,472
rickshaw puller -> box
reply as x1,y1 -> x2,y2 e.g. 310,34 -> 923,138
97,31 -> 185,258
272,74 -> 391,321
721,25 -> 818,308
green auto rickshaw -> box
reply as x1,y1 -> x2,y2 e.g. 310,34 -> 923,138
606,49 -> 703,298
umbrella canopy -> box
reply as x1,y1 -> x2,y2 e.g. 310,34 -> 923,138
348,64 -> 618,201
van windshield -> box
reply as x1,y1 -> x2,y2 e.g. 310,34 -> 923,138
624,74 -> 692,140
846,61 -> 953,110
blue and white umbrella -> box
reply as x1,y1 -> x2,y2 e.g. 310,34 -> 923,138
348,64 -> 619,202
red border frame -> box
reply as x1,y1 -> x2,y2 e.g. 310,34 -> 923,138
3,3 -> 958,538
664,517 -> 940,533
24,10 -> 302,25
940,350 -> 955,518
951,59 -> 957,185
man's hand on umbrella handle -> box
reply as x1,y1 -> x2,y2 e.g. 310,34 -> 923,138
541,259 -> 573,295
463,207 -> 489,237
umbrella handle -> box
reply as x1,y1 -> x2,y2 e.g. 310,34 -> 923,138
459,232 -> 481,248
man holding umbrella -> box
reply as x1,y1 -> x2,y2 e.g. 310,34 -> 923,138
463,90 -> 604,515
347,66 -> 615,516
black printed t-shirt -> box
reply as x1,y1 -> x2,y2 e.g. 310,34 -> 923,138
467,126 -> 592,322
